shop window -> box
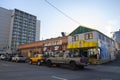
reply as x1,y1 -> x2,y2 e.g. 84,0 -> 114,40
88,48 -> 100,59
85,33 -> 93,40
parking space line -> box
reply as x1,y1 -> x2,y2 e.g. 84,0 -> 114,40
52,76 -> 68,80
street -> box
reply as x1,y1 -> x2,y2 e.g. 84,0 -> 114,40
0,59 -> 120,80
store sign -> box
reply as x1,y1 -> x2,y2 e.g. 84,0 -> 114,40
79,42 -> 82,47
44,40 -> 62,46
54,46 -> 59,50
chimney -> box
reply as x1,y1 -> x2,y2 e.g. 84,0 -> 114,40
61,32 -> 66,37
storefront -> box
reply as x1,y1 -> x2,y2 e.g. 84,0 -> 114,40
18,41 -> 43,58
43,36 -> 68,56
18,36 -> 68,58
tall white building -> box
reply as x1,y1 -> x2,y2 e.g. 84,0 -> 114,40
0,7 -> 12,52
0,7 -> 40,53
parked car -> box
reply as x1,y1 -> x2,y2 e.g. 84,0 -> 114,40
12,55 -> 26,62
5,54 -> 14,61
0,54 -> 6,60
28,54 -> 45,66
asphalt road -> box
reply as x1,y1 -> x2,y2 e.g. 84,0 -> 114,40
0,60 -> 120,80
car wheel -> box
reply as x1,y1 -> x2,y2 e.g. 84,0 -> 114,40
79,65 -> 84,69
37,60 -> 42,66
28,60 -> 32,64
15,59 -> 18,63
70,61 -> 77,70
47,60 -> 52,67
25,59 -> 27,63
56,64 -> 60,67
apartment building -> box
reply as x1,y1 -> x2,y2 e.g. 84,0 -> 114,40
113,29 -> 120,44
0,7 -> 40,53
113,29 -> 120,51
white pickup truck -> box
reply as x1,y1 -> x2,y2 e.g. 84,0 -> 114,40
46,52 -> 88,70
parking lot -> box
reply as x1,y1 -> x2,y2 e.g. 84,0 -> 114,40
0,60 -> 120,80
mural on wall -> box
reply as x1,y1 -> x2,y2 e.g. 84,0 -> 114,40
99,40 -> 116,60
100,41 -> 109,60
108,46 -> 116,60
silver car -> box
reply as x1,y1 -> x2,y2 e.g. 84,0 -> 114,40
12,55 -> 26,62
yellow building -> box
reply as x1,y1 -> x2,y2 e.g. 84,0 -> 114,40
67,26 -> 116,64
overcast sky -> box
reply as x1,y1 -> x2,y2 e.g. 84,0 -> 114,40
0,0 -> 120,40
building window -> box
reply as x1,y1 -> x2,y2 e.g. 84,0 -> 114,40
102,35 -> 105,41
99,34 -> 102,40
72,35 -> 79,42
85,33 -> 93,40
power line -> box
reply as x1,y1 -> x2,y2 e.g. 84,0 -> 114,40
44,0 -> 80,24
